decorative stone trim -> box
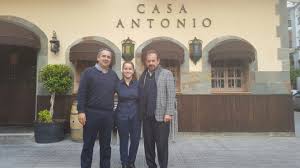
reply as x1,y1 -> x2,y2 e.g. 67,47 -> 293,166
65,36 -> 122,80
202,35 -> 258,73
0,15 -> 48,120
135,36 -> 189,93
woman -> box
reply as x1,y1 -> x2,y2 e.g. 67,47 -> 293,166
115,61 -> 141,168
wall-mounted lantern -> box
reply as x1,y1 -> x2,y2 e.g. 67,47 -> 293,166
122,37 -> 135,61
50,31 -> 60,54
189,37 -> 202,64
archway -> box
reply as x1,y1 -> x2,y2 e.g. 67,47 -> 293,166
203,36 -> 257,92
135,37 -> 188,93
66,36 -> 121,94
0,16 -> 48,125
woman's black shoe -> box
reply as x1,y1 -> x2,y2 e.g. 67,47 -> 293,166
122,163 -> 127,168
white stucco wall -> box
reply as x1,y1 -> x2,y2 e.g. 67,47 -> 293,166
0,0 -> 285,72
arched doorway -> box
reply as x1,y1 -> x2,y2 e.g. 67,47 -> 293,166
136,37 -> 187,93
67,37 -> 121,94
0,19 -> 44,126
207,38 -> 257,93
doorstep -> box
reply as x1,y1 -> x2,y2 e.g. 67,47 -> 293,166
0,126 -> 34,144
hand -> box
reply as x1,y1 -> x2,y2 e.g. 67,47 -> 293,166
78,113 -> 86,126
164,115 -> 172,123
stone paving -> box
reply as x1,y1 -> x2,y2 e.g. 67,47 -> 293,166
0,112 -> 299,168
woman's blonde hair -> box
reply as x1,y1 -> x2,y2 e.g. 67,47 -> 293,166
122,61 -> 137,81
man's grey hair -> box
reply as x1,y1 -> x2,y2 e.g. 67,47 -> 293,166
98,47 -> 114,56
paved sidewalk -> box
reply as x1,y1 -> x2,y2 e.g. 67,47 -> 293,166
0,112 -> 299,168
295,111 -> 300,136
1,133 -> 300,168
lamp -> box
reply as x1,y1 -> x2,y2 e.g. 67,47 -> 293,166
50,31 -> 60,54
189,37 -> 202,64
122,37 -> 135,61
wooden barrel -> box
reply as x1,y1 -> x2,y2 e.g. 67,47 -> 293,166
70,101 -> 83,142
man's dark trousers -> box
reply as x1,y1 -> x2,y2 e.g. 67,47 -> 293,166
143,117 -> 170,168
81,110 -> 113,168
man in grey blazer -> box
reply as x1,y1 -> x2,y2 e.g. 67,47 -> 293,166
138,49 -> 176,168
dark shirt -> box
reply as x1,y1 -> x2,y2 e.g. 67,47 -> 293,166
144,72 -> 157,118
116,79 -> 139,120
77,66 -> 119,114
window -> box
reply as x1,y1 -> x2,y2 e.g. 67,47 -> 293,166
288,19 -> 292,27
8,64 -> 16,80
211,60 -> 248,92
297,17 -> 300,25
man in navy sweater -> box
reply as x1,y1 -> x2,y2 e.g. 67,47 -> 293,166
77,48 -> 119,168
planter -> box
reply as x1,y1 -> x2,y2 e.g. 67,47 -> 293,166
34,121 -> 64,143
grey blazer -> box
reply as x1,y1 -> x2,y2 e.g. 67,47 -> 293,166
139,66 -> 176,122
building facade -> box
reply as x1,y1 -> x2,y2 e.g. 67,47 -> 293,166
288,2 -> 300,89
0,0 -> 294,133
288,2 -> 300,69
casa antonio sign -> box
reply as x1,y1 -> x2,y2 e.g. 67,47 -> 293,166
116,3 -> 212,29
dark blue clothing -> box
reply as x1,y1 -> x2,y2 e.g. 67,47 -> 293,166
117,113 -> 141,165
81,111 -> 113,168
115,80 -> 139,120
77,66 -> 119,113
77,66 -> 119,168
115,79 -> 141,165
144,72 -> 157,118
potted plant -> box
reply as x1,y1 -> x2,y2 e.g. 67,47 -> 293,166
34,109 -> 65,143
34,64 -> 72,143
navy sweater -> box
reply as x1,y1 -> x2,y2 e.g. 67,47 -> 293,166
77,66 -> 119,113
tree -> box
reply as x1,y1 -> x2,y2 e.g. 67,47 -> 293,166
39,64 -> 72,118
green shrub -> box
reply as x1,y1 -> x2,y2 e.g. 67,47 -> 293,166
39,64 -> 73,117
38,109 -> 52,123
39,64 -> 72,94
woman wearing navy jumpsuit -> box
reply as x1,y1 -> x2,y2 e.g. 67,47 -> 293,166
115,61 -> 141,168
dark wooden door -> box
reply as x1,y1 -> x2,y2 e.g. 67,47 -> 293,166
0,46 -> 37,125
